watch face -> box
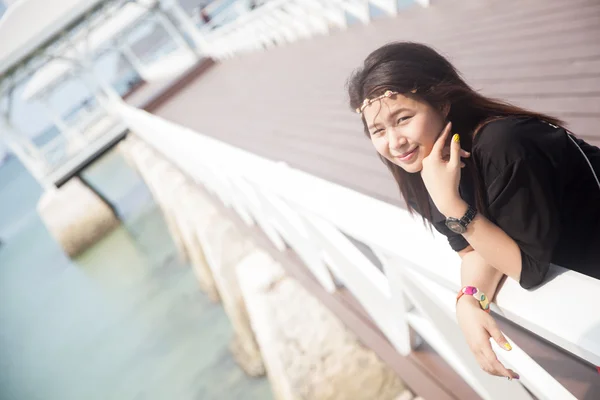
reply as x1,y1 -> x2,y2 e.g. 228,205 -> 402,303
446,219 -> 466,234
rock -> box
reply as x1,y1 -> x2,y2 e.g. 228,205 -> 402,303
237,250 -> 405,400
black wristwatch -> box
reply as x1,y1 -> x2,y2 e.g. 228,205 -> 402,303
445,205 -> 477,234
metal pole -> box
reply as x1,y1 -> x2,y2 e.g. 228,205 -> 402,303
38,94 -> 87,148
163,0 -> 208,54
152,8 -> 200,59
0,119 -> 55,190
119,43 -> 149,80
63,32 -> 122,106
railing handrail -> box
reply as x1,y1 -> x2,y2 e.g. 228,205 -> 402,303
116,102 -> 600,364
115,102 -> 599,399
199,0 -> 405,59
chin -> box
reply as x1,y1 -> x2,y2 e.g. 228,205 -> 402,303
397,162 -> 423,174
384,155 -> 423,173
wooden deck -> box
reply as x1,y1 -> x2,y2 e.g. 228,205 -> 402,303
148,0 -> 600,207
140,0 -> 600,398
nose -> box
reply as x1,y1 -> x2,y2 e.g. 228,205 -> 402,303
387,127 -> 408,151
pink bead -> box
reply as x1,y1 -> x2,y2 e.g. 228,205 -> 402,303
464,286 -> 478,295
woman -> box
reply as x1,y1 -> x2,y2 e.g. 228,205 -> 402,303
347,42 -> 600,380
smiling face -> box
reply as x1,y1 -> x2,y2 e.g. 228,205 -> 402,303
362,93 -> 448,173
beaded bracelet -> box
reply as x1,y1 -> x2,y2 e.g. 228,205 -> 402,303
456,286 -> 490,313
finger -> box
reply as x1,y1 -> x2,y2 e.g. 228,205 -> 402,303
487,328 -> 521,380
477,354 -> 504,377
449,132 -> 462,168
442,146 -> 450,159
461,149 -> 471,158
432,121 -> 453,156
507,369 -> 520,380
461,162 -> 466,168
488,323 -> 513,353
482,344 -> 517,379
489,358 -> 517,379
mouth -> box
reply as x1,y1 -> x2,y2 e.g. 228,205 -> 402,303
395,147 -> 418,162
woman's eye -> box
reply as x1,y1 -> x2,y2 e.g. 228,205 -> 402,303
371,129 -> 384,136
397,116 -> 412,124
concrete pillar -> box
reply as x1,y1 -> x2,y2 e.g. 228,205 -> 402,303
125,139 -> 189,262
237,250 -> 406,400
37,177 -> 120,258
119,136 -> 263,374
185,188 -> 265,376
125,139 -> 221,301
118,135 -> 409,395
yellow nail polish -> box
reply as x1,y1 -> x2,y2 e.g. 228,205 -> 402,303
452,133 -> 460,143
504,342 -> 512,351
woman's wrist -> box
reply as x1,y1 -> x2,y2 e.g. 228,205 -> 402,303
456,292 -> 482,309
441,198 -> 469,219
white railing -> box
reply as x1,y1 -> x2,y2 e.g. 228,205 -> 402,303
114,101 -> 600,400
199,0 -> 428,60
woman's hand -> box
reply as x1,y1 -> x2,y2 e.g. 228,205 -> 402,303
421,122 -> 470,217
456,296 -> 520,380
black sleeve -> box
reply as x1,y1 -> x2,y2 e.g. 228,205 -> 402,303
433,220 -> 470,252
486,158 -> 561,289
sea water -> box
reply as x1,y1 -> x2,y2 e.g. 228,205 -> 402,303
0,151 -> 273,400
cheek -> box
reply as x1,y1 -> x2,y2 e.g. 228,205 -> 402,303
371,137 -> 388,156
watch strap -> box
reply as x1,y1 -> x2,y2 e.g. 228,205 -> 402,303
459,205 -> 478,227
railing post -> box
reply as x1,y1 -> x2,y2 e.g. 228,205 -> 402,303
369,0 -> 398,15
400,267 -> 535,400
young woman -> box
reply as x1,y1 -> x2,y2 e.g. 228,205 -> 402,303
347,42 -> 600,380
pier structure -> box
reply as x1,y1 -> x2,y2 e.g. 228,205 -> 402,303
1,0 -> 600,398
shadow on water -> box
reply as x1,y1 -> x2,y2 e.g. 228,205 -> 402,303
0,150 -> 273,400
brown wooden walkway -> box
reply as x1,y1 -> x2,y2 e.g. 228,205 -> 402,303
149,0 -> 600,207
140,0 -> 600,398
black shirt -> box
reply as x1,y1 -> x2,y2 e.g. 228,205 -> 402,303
432,116 -> 600,288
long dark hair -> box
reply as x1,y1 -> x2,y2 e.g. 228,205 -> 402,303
347,42 -> 563,223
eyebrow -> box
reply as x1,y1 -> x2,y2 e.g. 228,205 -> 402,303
367,107 -> 411,131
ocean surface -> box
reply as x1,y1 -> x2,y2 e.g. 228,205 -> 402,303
0,151 -> 273,400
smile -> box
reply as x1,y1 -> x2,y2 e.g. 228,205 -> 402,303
395,147 -> 418,161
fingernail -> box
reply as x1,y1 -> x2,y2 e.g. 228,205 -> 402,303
504,343 -> 512,351
452,133 -> 460,143
514,374 -> 520,380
